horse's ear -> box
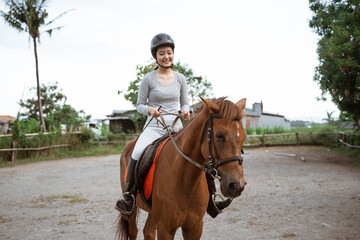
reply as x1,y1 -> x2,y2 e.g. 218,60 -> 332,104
236,98 -> 246,110
200,97 -> 220,113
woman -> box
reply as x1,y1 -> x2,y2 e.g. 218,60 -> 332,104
115,33 -> 190,215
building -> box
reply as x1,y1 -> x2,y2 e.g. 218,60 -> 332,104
106,110 -> 138,133
0,115 -> 15,135
243,102 -> 290,130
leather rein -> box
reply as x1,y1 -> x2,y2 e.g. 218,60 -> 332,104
157,112 -> 244,179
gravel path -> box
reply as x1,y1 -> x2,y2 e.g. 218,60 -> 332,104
0,146 -> 359,240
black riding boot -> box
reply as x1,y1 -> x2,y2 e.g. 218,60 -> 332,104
115,156 -> 138,216
206,176 -> 232,218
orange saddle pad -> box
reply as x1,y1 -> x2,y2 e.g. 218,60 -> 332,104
124,137 -> 170,199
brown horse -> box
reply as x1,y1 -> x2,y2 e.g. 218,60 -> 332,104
116,97 -> 247,240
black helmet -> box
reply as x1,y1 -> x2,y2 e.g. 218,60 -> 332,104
150,33 -> 175,58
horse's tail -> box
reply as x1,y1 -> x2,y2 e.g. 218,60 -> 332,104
115,214 -> 129,240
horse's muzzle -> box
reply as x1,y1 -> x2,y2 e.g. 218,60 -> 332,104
220,178 -> 245,198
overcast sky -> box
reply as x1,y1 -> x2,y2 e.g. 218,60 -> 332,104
0,0 -> 340,122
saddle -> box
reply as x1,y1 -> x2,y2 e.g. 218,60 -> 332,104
134,134 -> 170,210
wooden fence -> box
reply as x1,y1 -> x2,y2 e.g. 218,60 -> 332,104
0,131 -> 81,162
243,131 -> 360,149
1,131 -> 359,163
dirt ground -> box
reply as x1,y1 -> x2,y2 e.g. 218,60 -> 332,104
0,146 -> 359,240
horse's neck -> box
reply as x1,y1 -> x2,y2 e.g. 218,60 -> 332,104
174,111 -> 207,166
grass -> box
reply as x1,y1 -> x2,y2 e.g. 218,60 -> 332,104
47,195 -> 89,204
282,233 -> 297,238
58,220 -> 76,225
0,216 -> 13,223
30,204 -> 46,208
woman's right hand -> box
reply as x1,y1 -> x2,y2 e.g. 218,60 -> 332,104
148,107 -> 162,118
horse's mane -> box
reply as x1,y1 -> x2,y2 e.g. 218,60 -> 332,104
175,97 -> 244,136
198,97 -> 245,121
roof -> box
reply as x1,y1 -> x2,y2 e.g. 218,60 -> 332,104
106,109 -> 137,118
0,115 -> 16,121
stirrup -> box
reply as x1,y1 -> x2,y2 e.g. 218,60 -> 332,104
211,193 -> 231,213
115,192 -> 136,216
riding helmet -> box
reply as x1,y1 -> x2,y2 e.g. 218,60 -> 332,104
150,33 -> 175,58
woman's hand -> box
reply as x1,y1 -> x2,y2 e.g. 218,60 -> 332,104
181,110 -> 191,120
148,107 -> 162,118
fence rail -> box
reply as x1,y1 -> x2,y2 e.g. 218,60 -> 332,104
0,132 -> 81,162
243,131 -> 357,147
1,131 -> 359,163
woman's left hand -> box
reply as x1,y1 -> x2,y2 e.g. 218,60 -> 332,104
181,110 -> 191,120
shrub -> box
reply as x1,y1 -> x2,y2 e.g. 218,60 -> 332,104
79,128 -> 94,143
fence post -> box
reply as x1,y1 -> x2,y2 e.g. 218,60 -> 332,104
296,132 -> 300,145
11,139 -> 16,163
261,134 -> 265,146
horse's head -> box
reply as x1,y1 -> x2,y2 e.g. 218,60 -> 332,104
200,97 -> 247,199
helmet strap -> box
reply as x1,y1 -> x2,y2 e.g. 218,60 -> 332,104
155,59 -> 173,69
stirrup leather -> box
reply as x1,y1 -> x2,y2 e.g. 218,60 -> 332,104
115,192 -> 136,215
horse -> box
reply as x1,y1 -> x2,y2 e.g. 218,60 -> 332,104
116,97 -> 247,240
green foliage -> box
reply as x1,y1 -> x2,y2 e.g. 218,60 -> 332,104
45,111 -> 61,133
79,127 -> 94,143
290,120 -> 307,128
246,126 -> 286,135
19,82 -> 67,120
24,118 -> 39,133
309,0 -> 360,130
100,123 -> 112,137
255,127 -> 262,135
0,0 -> 71,40
19,82 -> 90,131
53,104 -> 90,130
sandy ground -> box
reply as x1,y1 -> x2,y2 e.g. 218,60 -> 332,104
0,146 -> 359,240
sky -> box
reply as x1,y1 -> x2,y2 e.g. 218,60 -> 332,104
0,0 -> 340,122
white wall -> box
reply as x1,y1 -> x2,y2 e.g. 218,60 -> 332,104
258,115 -> 290,130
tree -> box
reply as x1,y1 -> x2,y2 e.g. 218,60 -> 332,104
19,82 -> 91,131
1,0 -> 71,132
309,0 -> 360,130
172,61 -> 213,110
19,81 -> 66,119
119,60 -> 213,109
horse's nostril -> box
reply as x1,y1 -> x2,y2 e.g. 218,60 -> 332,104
228,182 -> 239,195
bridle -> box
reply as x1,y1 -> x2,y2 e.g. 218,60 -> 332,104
200,113 -> 244,175
158,112 -> 244,179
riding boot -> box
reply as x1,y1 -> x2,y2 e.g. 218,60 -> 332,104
115,156 -> 138,216
206,176 -> 232,218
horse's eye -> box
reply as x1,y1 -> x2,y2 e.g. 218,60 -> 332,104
215,133 -> 225,143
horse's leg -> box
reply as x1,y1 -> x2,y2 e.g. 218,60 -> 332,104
181,220 -> 203,240
128,207 -> 138,240
156,223 -> 177,240
143,212 -> 156,240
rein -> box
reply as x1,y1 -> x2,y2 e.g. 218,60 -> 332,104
156,112 -> 244,178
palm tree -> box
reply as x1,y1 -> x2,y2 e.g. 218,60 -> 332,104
0,0 -> 71,132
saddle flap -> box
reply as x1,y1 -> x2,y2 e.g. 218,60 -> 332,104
135,134 -> 170,209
